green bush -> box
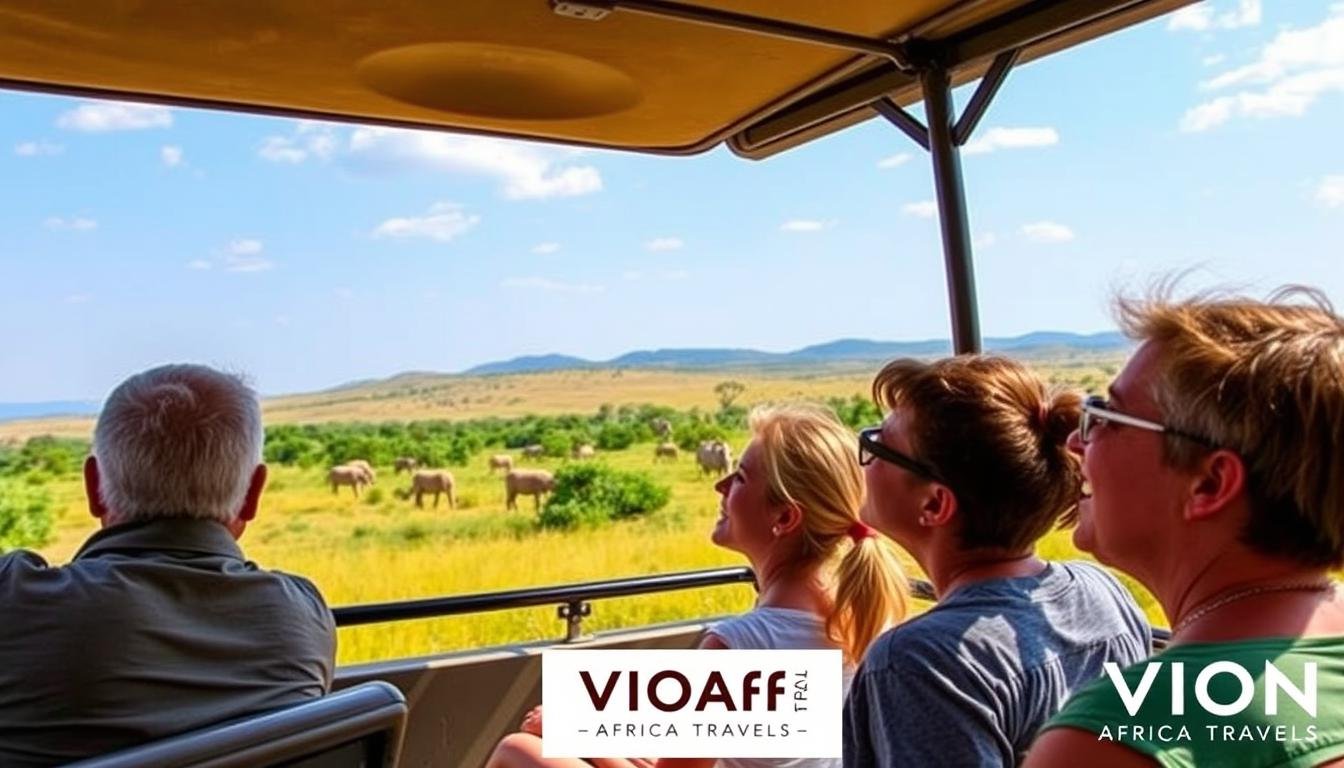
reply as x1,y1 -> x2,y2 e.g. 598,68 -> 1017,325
826,394 -> 882,430
539,463 -> 670,529
0,478 -> 55,552
675,421 -> 728,452
0,436 -> 88,478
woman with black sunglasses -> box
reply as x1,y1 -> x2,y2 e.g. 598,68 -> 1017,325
844,355 -> 1150,767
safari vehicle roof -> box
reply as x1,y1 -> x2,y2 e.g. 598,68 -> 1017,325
2,0 -> 1190,158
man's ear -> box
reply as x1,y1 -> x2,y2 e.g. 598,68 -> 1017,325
237,464 -> 267,523
1185,449 -> 1246,522
775,502 -> 804,536
84,456 -> 109,521
921,484 -> 958,527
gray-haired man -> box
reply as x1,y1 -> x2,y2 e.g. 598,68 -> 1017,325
0,364 -> 336,767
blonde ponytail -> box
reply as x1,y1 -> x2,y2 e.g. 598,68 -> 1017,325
748,404 -> 910,665
830,535 -> 908,664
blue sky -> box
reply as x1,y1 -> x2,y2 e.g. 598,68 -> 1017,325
2,0 -> 1342,401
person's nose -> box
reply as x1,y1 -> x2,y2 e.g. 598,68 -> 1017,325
713,476 -> 730,496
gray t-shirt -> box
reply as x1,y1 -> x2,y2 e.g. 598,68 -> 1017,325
843,561 -> 1150,767
0,518 -> 336,767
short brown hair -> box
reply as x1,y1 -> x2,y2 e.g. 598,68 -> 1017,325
871,356 -> 1082,552
1116,285 -> 1344,566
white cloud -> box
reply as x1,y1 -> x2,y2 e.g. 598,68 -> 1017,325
56,101 -> 172,132
623,270 -> 644,281
963,126 -> 1059,155
258,122 -> 339,164
372,202 -> 480,243
14,140 -> 62,157
187,259 -> 212,270
1168,0 -> 1261,31
1168,4 -> 1214,31
1317,175 -> 1344,208
501,276 -> 604,294
902,201 -> 938,219
1202,54 -> 1227,67
532,242 -> 561,255
1182,6 -> 1344,131
659,269 -> 689,281
780,219 -> 833,232
161,145 -> 183,167
1021,221 -> 1076,243
348,127 -> 602,200
876,153 -> 911,169
229,239 -> 263,256
645,237 -> 684,252
44,216 -> 97,231
64,293 -> 91,304
222,239 -> 273,272
974,232 -> 998,249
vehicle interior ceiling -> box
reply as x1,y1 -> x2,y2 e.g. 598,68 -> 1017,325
0,0 -> 1193,158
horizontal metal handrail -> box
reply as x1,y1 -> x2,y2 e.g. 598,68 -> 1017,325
333,566 -> 757,628
332,568 -> 1171,648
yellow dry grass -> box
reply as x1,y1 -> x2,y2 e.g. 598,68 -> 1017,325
23,358 -> 1162,666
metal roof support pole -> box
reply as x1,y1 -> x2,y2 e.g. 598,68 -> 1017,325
921,63 -> 980,354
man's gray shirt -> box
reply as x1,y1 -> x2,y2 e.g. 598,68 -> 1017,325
843,561 -> 1150,767
0,518 -> 336,767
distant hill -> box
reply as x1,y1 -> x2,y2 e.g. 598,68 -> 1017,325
465,354 -> 595,376
464,331 -> 1128,375
0,400 -> 100,424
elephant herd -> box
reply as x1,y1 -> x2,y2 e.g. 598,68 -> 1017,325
326,454 -> 554,511
324,424 -> 735,512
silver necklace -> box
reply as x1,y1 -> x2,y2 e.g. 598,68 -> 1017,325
1173,581 -> 1336,635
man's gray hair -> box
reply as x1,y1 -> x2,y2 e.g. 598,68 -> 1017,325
93,364 -> 263,525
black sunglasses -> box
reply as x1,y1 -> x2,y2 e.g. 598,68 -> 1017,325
858,427 -> 945,483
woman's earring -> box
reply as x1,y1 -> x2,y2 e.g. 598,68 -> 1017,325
771,526 -> 781,535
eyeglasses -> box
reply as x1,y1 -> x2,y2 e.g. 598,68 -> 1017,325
1079,395 -> 1215,447
858,427 -> 945,483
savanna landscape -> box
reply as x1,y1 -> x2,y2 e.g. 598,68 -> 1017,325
0,356 -> 1162,666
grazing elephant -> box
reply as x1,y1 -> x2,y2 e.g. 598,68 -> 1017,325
394,457 -> 418,474
571,444 -> 596,460
696,440 -> 733,477
505,469 -> 555,511
347,459 -> 376,484
488,454 -> 514,473
654,442 -> 679,462
329,465 -> 372,497
410,469 -> 456,509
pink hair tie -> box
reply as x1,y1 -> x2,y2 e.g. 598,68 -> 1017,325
847,521 -> 877,543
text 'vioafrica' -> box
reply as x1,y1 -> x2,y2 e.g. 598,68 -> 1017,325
579,670 -> 788,712
1105,661 -> 1318,717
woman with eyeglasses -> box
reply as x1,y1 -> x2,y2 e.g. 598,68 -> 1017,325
844,356 -> 1150,767
1026,289 -> 1344,768
488,403 -> 909,768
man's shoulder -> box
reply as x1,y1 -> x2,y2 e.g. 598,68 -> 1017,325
0,549 -> 53,592
0,548 -> 50,571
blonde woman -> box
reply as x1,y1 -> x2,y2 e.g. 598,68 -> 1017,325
488,403 -> 908,768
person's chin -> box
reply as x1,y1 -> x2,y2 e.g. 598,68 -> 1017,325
710,518 -> 729,547
1072,498 -> 1097,553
